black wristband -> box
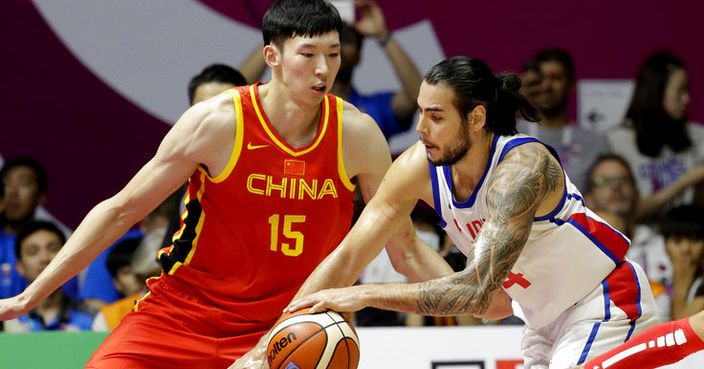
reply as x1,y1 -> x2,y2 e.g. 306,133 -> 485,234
378,32 -> 393,47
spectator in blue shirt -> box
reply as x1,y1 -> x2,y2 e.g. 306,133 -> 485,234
3,221 -> 92,332
1,157 -> 48,299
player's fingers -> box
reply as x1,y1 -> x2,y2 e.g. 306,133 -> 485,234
284,298 -> 312,313
309,301 -> 329,314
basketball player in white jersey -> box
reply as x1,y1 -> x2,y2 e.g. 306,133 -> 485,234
283,56 -> 658,369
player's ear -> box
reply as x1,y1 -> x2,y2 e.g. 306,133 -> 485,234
263,44 -> 281,68
468,105 -> 486,132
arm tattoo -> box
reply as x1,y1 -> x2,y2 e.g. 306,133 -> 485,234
417,145 -> 561,315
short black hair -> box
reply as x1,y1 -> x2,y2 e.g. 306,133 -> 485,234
106,236 -> 142,279
659,205 -> 704,241
262,0 -> 343,49
0,157 -> 48,194
14,220 -> 66,261
534,48 -> 575,82
187,64 -> 247,104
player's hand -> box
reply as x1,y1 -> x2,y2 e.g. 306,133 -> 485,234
354,0 -> 388,40
0,296 -> 30,321
285,286 -> 368,314
228,342 -> 270,369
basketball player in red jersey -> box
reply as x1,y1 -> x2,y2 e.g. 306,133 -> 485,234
0,1 -> 452,368
573,311 -> 704,368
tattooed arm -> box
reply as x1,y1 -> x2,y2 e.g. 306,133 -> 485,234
288,143 -> 563,316
416,143 -> 563,315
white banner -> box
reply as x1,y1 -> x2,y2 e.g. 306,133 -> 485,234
577,79 -> 634,133
357,326 -> 704,369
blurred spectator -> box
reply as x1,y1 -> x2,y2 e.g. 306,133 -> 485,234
659,205 -> 704,321
3,221 -> 92,332
187,64 -> 247,106
517,48 -> 610,191
518,58 -> 543,109
0,157 -> 47,235
609,50 -> 704,222
584,154 -> 639,236
92,237 -> 144,331
240,0 -> 423,141
0,157 -> 76,299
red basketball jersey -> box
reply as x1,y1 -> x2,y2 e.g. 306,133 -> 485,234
154,84 -> 355,332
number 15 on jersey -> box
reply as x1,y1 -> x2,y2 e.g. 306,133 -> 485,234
268,214 -> 306,257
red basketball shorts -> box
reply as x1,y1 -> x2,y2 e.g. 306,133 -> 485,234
86,277 -> 269,369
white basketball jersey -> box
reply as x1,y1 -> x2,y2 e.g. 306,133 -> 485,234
429,134 -> 630,328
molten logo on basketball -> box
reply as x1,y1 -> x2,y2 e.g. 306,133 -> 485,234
267,310 -> 360,369
268,332 -> 298,365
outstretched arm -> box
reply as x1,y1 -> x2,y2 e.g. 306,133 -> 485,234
289,143 -> 562,316
0,96 -> 237,320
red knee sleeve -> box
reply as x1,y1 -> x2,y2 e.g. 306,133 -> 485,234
583,317 -> 704,369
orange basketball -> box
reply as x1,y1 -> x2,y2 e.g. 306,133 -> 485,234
266,309 -> 360,369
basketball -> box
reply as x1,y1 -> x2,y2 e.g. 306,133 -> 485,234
266,309 -> 360,369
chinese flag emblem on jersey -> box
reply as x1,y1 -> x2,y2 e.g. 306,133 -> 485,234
284,159 -> 305,176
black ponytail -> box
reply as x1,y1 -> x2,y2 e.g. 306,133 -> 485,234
491,73 -> 540,135
425,56 -> 539,136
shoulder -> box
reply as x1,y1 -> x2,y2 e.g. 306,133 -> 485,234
339,100 -> 390,169
686,121 -> 704,139
500,140 -> 556,163
397,141 -> 429,166
495,141 -> 563,187
341,101 -> 391,180
339,100 -> 383,136
381,142 -> 433,203
187,93 -> 237,134
164,92 -> 237,165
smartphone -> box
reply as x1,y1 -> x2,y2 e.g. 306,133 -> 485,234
330,0 -> 355,23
